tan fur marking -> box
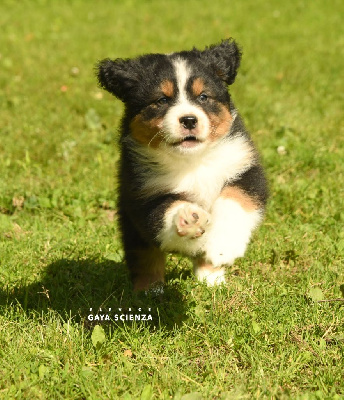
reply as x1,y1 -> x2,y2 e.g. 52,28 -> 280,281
193,256 -> 214,271
209,105 -> 233,140
131,247 -> 165,291
161,80 -> 174,97
130,114 -> 163,148
192,77 -> 205,96
220,186 -> 259,211
196,264 -> 215,276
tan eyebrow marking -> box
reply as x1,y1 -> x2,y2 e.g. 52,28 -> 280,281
160,80 -> 174,97
191,77 -> 205,96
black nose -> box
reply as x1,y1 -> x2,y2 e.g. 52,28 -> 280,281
179,115 -> 198,130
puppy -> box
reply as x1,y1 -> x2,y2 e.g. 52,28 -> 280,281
97,39 -> 268,290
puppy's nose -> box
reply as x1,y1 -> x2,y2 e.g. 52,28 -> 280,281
179,115 -> 198,130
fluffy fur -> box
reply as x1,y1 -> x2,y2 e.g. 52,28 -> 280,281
97,39 -> 268,290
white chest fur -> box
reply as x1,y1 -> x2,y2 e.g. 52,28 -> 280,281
134,134 -> 254,210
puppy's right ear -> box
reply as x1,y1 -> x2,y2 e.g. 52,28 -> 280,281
96,58 -> 139,102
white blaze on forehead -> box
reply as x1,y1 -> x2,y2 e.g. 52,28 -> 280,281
173,58 -> 191,102
162,57 -> 209,145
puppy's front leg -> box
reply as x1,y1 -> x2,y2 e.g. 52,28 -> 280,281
192,188 -> 262,286
157,201 -> 211,255
203,186 -> 263,272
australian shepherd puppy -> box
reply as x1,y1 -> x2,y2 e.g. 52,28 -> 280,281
97,39 -> 268,290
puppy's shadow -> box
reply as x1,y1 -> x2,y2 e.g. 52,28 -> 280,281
0,258 -> 189,330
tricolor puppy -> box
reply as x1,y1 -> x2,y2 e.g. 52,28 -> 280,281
97,39 -> 268,290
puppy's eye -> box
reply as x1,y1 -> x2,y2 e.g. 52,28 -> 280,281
156,96 -> 169,106
198,93 -> 208,102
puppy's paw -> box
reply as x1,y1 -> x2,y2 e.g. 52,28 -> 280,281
194,259 -> 227,286
174,204 -> 210,239
205,238 -> 247,267
205,249 -> 236,268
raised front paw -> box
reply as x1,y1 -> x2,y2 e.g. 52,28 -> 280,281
174,204 -> 210,239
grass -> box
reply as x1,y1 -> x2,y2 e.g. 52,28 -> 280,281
0,0 -> 343,398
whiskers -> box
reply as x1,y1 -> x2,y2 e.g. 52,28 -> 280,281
147,129 -> 165,147
144,129 -> 179,157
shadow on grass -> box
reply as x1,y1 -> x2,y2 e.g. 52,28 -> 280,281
0,258 -> 189,330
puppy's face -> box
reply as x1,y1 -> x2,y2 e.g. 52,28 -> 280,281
97,39 -> 241,154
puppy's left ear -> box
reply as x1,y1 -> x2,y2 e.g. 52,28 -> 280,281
199,39 -> 242,85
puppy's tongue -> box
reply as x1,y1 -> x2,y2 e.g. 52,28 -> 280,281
180,139 -> 200,148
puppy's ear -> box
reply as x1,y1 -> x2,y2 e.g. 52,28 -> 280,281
96,58 -> 139,102
199,39 -> 242,85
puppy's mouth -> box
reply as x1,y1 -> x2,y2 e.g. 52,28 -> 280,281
171,135 -> 203,149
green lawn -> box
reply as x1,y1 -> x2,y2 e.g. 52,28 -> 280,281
0,0 -> 343,398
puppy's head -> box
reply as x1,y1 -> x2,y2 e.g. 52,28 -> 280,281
97,39 -> 241,153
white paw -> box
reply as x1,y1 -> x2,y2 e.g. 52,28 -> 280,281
174,203 -> 211,239
205,247 -> 238,268
195,265 -> 226,286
